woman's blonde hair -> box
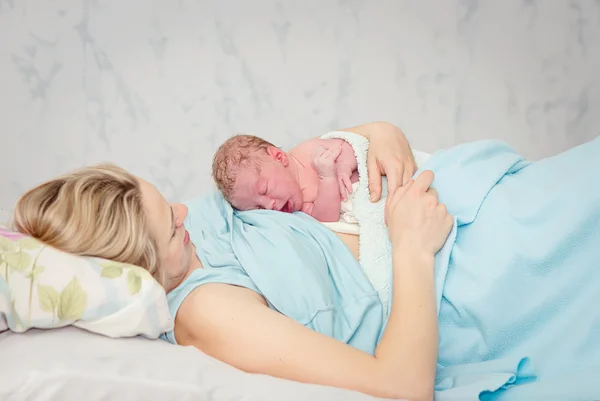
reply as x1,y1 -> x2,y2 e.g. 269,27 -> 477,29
13,163 -> 163,283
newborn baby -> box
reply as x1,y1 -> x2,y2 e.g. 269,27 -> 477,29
212,134 -> 359,222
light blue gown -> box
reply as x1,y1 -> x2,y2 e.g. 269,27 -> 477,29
162,136 -> 600,401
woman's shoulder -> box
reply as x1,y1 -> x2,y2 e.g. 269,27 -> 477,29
171,281 -> 268,347
180,281 -> 267,312
161,266 -> 262,344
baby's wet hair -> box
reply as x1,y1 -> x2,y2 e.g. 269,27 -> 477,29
212,134 -> 276,202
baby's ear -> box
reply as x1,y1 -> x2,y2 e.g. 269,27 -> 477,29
266,146 -> 288,166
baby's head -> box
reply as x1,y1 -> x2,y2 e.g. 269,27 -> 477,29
212,134 -> 303,213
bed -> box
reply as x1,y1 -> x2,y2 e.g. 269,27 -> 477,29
0,327 -> 393,401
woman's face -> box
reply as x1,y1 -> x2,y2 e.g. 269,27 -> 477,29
138,177 -> 196,292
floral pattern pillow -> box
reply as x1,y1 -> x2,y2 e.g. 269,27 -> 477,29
0,227 -> 173,338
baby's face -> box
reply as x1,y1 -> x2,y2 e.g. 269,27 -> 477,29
230,160 -> 303,213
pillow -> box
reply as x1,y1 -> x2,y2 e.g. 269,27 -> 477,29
0,227 -> 173,338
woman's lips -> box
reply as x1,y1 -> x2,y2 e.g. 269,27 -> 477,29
183,229 -> 190,245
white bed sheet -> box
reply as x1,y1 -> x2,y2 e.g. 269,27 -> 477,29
0,327 -> 396,401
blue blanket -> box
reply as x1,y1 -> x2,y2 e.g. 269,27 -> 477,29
422,136 -> 600,400
176,135 -> 600,400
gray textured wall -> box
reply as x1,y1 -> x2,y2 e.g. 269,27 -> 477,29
1,0 -> 598,213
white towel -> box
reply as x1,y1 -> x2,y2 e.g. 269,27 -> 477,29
320,131 -> 430,319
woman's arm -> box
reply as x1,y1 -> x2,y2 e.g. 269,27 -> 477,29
175,252 -> 436,401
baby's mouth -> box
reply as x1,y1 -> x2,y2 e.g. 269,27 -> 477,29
280,201 -> 292,213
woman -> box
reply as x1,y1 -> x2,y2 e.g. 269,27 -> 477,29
14,122 -> 447,401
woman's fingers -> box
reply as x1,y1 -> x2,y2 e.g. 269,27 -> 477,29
385,164 -> 402,202
367,156 -> 383,202
402,165 -> 414,186
426,187 -> 438,204
412,170 -> 435,192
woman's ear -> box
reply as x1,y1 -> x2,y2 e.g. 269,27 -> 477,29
266,146 -> 289,167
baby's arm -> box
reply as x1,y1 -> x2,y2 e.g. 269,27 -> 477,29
332,140 -> 358,200
306,138 -> 358,201
298,140 -> 345,222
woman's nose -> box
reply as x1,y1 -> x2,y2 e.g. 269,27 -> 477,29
171,203 -> 188,226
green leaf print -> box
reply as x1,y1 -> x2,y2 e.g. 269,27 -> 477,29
100,262 -> 124,279
32,264 -> 45,278
0,236 -> 16,252
57,277 -> 87,321
5,250 -> 31,271
127,269 -> 142,295
11,298 -> 23,331
37,284 -> 60,314
134,266 -> 153,281
17,237 -> 41,250
26,265 -> 45,279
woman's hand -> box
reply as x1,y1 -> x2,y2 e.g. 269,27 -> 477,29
342,122 -> 416,204
385,170 -> 453,256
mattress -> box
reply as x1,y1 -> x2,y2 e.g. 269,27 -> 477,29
0,327 -> 395,401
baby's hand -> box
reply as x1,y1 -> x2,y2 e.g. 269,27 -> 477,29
312,145 -> 342,180
336,165 -> 353,201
